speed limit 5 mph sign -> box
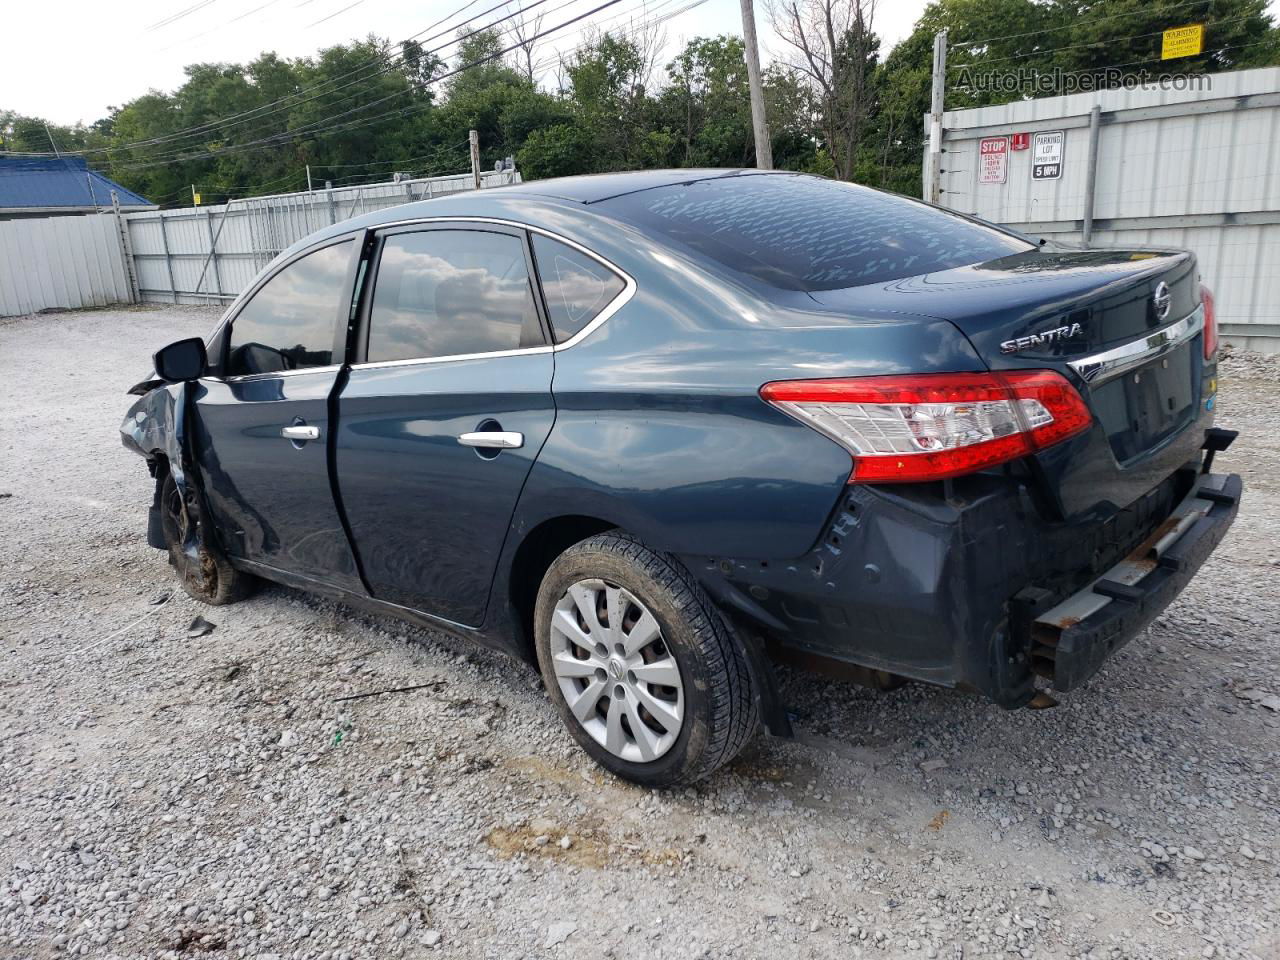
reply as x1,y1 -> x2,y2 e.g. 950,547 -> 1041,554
1032,130 -> 1064,180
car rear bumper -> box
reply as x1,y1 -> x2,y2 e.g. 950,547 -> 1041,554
1025,471 -> 1241,692
687,438 -> 1241,716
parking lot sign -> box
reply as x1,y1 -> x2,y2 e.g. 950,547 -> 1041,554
979,136 -> 1009,183
1032,130 -> 1064,180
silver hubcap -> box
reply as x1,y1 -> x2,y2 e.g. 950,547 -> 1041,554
549,579 -> 684,763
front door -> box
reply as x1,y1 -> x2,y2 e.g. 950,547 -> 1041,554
334,224 -> 556,626
191,237 -> 363,591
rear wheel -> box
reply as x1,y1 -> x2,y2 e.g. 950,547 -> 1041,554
534,531 -> 757,787
159,473 -> 254,606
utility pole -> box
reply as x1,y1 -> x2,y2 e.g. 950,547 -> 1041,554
469,129 -> 482,189
925,29 -> 947,205
738,0 -> 772,169
306,165 -> 313,193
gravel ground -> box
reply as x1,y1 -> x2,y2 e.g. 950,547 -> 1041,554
1,306 -> 1277,960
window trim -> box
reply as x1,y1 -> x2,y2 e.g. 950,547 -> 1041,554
353,221 -> 552,368
209,232 -> 362,383
527,230 -> 628,346
348,216 -> 635,371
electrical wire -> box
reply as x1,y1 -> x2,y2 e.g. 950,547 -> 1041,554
946,14 -> 1260,70
307,0 -> 368,28
107,0 -> 631,172
159,0 -> 291,51
530,0 -> 701,74
105,0 -> 566,171
61,0 -> 549,157
147,0 -> 221,31
948,0 -> 1216,50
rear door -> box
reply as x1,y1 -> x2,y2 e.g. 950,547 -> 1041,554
191,236 -> 364,590
334,223 -> 556,626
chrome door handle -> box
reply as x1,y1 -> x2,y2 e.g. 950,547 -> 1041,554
457,431 -> 524,449
281,425 -> 320,441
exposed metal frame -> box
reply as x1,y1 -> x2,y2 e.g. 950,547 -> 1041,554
1069,304 -> 1205,385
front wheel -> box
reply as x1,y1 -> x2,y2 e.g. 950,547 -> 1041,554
159,472 -> 254,606
534,531 -> 757,787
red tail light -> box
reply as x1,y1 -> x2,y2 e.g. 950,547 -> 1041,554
1201,284 -> 1217,360
760,371 -> 1092,483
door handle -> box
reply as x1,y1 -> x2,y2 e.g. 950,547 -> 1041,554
281,425 -> 320,441
457,431 -> 524,449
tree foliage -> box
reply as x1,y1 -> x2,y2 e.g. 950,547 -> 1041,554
1,0 -> 1275,207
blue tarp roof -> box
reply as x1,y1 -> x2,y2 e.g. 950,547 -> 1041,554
0,154 -> 152,210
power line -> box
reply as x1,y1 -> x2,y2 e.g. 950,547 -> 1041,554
148,0 -> 221,31
159,0 -> 290,51
307,0 -> 368,28
1047,36 -> 1278,78
108,0 -> 631,172
60,0 -> 541,158
530,0 -> 704,74
144,0 -> 547,151
948,0 -> 1216,50
105,0 -> 567,170
947,14 -> 1260,71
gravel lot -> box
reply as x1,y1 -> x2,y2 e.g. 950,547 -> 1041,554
2,305 -> 1277,960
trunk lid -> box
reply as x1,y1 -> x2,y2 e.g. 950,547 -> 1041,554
809,247 -> 1212,519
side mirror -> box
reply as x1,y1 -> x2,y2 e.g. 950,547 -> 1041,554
153,338 -> 208,383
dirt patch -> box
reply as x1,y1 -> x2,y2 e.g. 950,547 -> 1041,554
485,824 -> 610,868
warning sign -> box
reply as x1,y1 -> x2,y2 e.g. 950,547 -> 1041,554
1162,24 -> 1204,60
1031,130 -> 1064,180
979,136 -> 1009,184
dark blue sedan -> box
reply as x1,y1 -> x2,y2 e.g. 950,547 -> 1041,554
123,170 -> 1240,786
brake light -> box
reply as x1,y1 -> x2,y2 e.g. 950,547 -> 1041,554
1201,284 -> 1217,360
760,371 -> 1092,483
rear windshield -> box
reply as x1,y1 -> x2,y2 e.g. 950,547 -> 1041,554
599,174 -> 1033,292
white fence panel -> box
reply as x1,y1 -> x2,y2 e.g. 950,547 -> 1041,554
124,169 -> 519,306
0,214 -> 132,317
933,66 -> 1280,351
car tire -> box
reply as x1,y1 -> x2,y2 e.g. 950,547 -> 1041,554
534,530 -> 757,787
159,472 -> 254,606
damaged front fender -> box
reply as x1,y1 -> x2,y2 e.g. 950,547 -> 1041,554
120,384 -> 201,569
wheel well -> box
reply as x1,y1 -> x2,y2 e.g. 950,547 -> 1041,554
508,515 -> 618,662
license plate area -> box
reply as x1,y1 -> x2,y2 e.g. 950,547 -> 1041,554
1091,340 -> 1197,463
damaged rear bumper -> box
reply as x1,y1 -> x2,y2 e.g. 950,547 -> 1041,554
1023,471 -> 1242,692
690,437 -> 1241,721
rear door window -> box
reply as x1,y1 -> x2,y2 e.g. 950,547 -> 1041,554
530,235 -> 625,343
600,174 -> 1033,292
226,240 -> 351,376
365,229 -> 543,362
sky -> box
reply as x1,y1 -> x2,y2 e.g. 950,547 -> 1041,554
3,0 -> 930,127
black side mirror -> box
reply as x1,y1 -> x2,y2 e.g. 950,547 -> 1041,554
153,338 -> 208,383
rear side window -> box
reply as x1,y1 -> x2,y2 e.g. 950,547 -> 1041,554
531,235 -> 625,343
226,240 -> 351,376
600,174 -> 1033,292
366,230 -> 542,362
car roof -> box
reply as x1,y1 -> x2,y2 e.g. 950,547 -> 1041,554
283,169 -> 802,262
494,168 -> 791,203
